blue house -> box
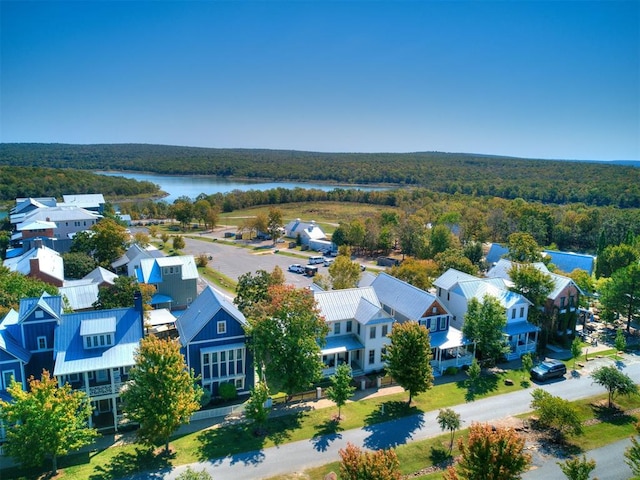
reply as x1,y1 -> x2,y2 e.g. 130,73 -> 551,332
175,286 -> 254,398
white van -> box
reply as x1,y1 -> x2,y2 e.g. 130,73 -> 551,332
308,255 -> 324,265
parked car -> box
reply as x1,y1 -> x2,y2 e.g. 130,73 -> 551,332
530,359 -> 567,382
323,258 -> 334,266
308,255 -> 324,265
288,264 -> 305,274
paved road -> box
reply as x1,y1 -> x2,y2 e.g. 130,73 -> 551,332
523,437 -> 633,479
154,357 -> 640,480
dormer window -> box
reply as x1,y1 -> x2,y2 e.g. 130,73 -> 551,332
35,310 -> 44,319
217,321 -> 227,335
81,317 -> 116,350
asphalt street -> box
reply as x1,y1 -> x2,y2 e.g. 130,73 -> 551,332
153,357 -> 640,480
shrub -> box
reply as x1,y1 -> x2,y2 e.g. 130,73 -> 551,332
445,366 -> 459,375
195,254 -> 209,268
218,382 -> 237,402
199,388 -> 212,408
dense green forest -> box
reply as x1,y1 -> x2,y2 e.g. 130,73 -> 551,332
0,165 -> 161,202
1,143 -> 638,208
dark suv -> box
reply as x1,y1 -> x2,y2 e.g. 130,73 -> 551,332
530,359 -> 567,382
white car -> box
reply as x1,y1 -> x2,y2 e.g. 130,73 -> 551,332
288,264 -> 305,274
323,258 -> 334,266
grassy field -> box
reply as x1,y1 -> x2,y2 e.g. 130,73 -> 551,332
219,201 -> 399,234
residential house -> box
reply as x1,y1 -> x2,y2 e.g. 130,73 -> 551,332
60,194 -> 106,215
314,287 -> 393,376
542,249 -> 595,276
0,291 -> 145,432
3,243 -> 65,287
58,267 -> 119,312
434,268 -> 538,360
487,258 -> 583,336
371,273 -> 473,374
136,255 -> 198,310
175,286 -> 254,397
284,219 -> 327,247
112,243 -> 164,277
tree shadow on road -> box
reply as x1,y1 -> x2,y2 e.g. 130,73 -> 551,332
362,401 -> 424,450
311,418 -> 344,452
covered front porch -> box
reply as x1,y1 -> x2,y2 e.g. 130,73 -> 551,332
505,321 -> 539,360
430,327 -> 474,375
321,335 -> 365,377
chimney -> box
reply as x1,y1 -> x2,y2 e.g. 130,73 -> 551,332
133,290 -> 146,337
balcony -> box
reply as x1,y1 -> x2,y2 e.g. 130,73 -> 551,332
89,381 -> 126,397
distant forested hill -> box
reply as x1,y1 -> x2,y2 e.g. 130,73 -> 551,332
1,143 -> 638,208
0,165 -> 160,202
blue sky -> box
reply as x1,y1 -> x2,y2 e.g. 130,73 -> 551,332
1,1 -> 638,160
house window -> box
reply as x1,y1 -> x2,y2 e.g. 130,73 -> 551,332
2,370 -> 15,389
37,336 -> 47,350
520,307 -> 524,317
381,347 -> 387,360
201,346 -> 245,387
35,310 -> 44,319
346,321 -> 352,333
432,307 -> 437,314
561,297 -> 566,308
357,323 -> 361,335
334,322 -> 341,335
84,334 -> 113,349
511,309 -> 516,319
569,295 -> 575,307
88,371 -> 94,380
69,373 -> 80,383
86,336 -> 92,348
447,292 -> 450,301
368,350 -> 375,365
382,325 -> 388,337
438,288 -> 441,296
369,326 -> 376,339
96,370 -> 108,383
217,321 -> 227,335
439,317 -> 447,330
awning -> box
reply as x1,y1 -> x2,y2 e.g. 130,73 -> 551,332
151,293 -> 173,304
321,335 -> 364,355
505,321 -> 539,336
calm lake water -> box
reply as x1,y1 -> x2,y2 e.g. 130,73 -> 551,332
98,171 -> 388,203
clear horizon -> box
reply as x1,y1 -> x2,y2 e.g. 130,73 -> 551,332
1,1 -> 638,161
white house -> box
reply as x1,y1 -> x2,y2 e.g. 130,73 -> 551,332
314,287 -> 393,376
284,219 -> 327,246
370,272 -> 473,374
434,268 -> 538,360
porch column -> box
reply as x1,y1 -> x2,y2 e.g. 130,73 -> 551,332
112,396 -> 118,432
84,372 -> 92,428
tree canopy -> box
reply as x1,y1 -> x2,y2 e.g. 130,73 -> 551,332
0,370 -> 97,475
244,284 -> 329,399
462,296 -> 508,365
384,321 -> 434,404
122,336 -> 202,453
591,365 -> 638,408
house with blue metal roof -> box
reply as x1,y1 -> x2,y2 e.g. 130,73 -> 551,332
175,286 -> 254,398
543,249 -> 595,276
434,269 -> 538,361
136,255 -> 198,310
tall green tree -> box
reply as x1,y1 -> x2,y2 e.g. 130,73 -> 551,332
326,363 -> 356,420
171,197 -> 194,230
91,218 -> 130,266
429,224 -> 456,257
506,232 -> 542,263
0,370 -> 97,476
595,243 -> 638,278
508,264 -> 554,309
570,336 -> 582,370
384,321 -> 434,405
234,269 -> 283,314
445,423 -> 531,480
462,296 -> 508,365
267,207 -> 284,244
599,263 -> 640,332
244,381 -> 270,434
0,265 -> 58,316
437,408 -> 462,453
558,455 -> 596,480
94,276 -> 154,310
625,422 -> 640,476
530,389 -> 583,441
434,248 -> 477,275
591,365 -> 638,408
172,235 -> 186,250
122,336 -> 202,454
62,251 -> 97,279
388,258 -> 439,291
328,253 -> 362,290
245,284 -> 329,400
